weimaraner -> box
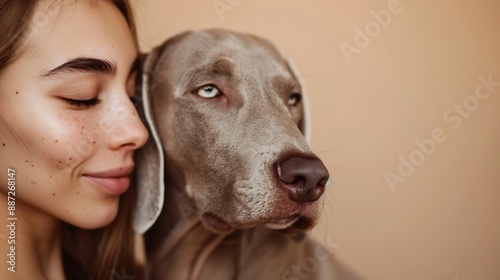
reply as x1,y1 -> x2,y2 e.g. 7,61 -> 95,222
133,29 -> 362,280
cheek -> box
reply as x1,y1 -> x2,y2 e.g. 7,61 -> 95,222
2,108 -> 103,190
2,111 -> 120,228
51,114 -> 104,168
30,113 -> 101,174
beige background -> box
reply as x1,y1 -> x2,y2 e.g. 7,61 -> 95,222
131,0 -> 500,279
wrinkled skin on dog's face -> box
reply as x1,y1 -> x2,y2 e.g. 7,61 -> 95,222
148,30 -> 325,234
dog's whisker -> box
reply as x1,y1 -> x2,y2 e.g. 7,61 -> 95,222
318,193 -> 335,236
325,187 -> 348,222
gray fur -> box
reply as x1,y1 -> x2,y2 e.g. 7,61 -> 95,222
137,29 -> 362,280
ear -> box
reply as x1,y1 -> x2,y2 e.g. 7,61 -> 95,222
133,47 -> 165,234
286,60 -> 311,143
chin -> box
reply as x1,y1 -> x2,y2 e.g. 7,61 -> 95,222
64,200 -> 120,230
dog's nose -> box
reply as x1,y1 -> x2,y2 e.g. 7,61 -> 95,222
277,156 -> 329,202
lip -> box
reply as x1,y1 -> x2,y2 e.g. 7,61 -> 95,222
264,215 -> 300,230
83,165 -> 134,195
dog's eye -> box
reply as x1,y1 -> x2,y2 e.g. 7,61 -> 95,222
288,93 -> 302,106
196,85 -> 221,99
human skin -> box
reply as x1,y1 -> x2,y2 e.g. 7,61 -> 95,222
0,0 -> 148,279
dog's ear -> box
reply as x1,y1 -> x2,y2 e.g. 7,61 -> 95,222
133,47 -> 165,234
286,60 -> 311,143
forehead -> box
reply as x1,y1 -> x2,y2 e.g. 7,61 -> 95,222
19,0 -> 135,74
160,31 -> 297,83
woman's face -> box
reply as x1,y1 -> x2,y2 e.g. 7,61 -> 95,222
0,0 -> 148,229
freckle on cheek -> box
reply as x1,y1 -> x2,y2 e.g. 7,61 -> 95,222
55,140 -> 58,143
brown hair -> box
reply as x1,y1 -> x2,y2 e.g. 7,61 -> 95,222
0,0 -> 37,71
0,0 -> 138,72
0,1 -> 142,279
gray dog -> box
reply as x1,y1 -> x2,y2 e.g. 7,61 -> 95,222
134,29 -> 361,280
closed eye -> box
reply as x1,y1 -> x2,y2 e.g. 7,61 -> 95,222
63,97 -> 101,109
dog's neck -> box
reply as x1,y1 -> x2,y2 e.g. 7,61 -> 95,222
145,178 -> 199,250
145,177 -> 243,280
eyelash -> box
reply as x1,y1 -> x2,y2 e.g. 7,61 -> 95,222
64,97 -> 101,108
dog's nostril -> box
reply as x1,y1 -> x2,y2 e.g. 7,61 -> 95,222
284,175 -> 306,186
294,176 -> 306,185
277,156 -> 329,203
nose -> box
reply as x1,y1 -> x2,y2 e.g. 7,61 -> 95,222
276,156 -> 329,203
107,99 -> 149,150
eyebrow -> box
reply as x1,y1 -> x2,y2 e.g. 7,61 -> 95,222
272,75 -> 300,93
41,57 -> 118,78
209,58 -> 234,77
182,58 -> 235,87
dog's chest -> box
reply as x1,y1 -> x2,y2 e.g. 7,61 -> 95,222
149,222 -> 240,280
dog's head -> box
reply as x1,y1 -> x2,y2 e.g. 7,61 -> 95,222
135,29 -> 329,235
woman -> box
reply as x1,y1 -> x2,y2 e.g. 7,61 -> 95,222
0,0 -> 148,279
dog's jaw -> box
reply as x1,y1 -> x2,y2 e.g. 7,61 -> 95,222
195,190 -> 324,234
201,212 -> 235,234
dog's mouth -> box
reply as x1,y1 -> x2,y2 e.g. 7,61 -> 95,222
198,186 -> 323,234
201,212 -> 317,235
263,215 -> 300,230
